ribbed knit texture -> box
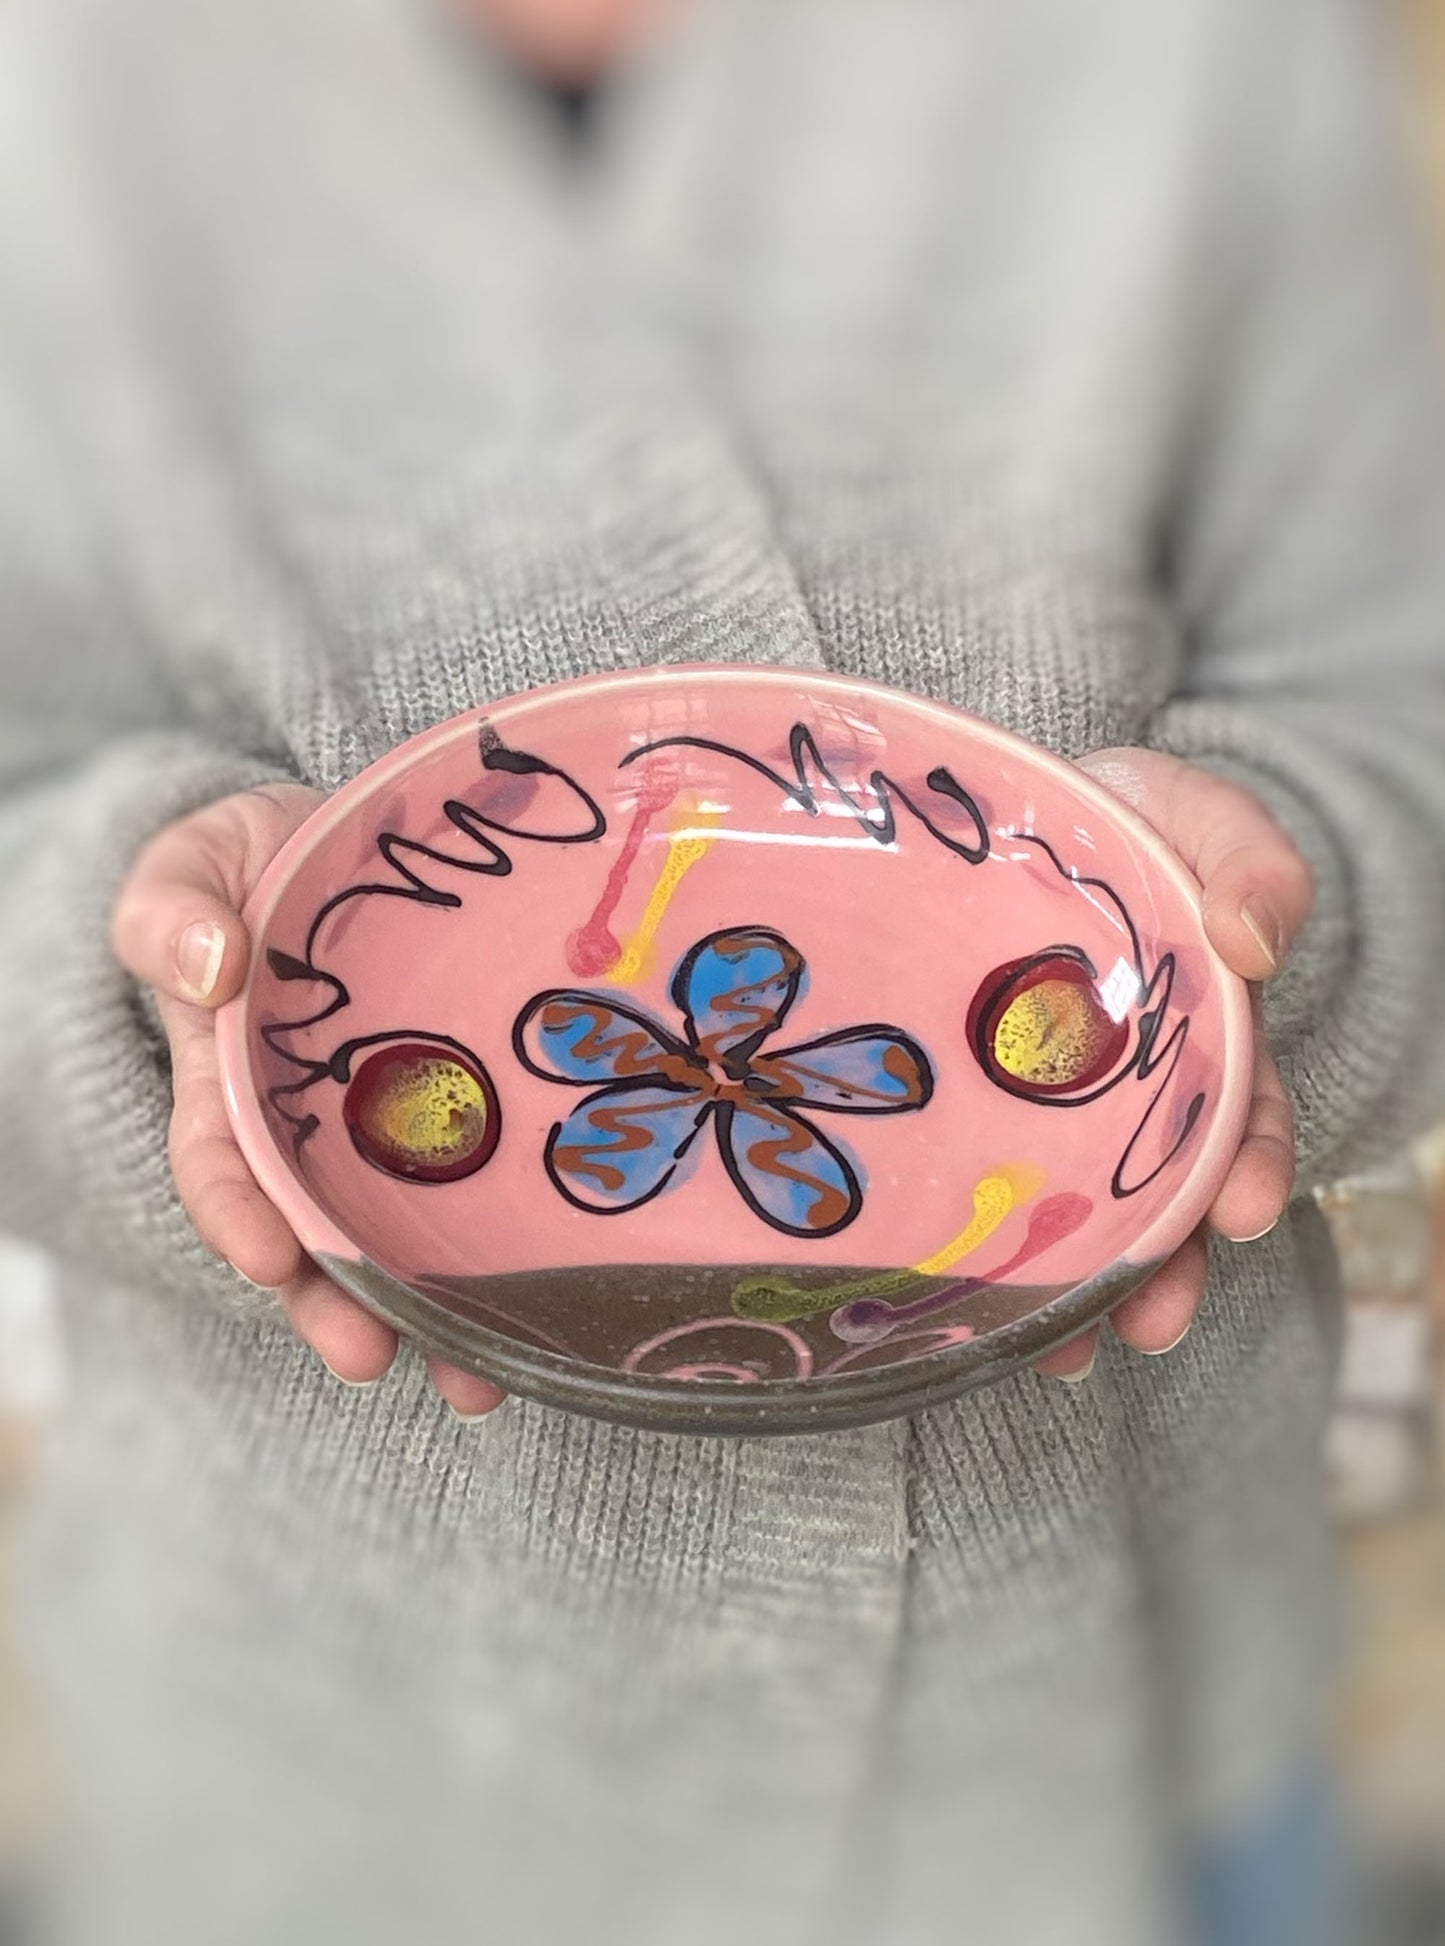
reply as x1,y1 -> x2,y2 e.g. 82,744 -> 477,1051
2,0 -> 1443,1941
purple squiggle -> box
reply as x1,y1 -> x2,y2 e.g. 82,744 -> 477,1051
829,1193 -> 1093,1346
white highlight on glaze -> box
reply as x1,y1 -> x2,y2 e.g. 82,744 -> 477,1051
669,827 -> 885,850
1099,957 -> 1143,1023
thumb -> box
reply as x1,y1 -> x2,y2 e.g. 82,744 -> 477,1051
1078,750 -> 1314,983
110,784 -> 320,1008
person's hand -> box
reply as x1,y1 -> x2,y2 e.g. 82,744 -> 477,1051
110,784 -> 507,1418
1033,749 -> 1314,1383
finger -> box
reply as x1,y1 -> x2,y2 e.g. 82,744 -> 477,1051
280,1263 -> 399,1385
1033,1328 -> 1098,1383
1107,1226 -> 1209,1354
159,990 -> 305,1289
1077,753 -> 1313,982
426,1357 -> 508,1421
1201,854 -> 1313,987
111,784 -> 322,1007
1161,769 -> 1313,981
1209,1037 -> 1295,1243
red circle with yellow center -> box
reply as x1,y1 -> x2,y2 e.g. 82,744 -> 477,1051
343,1041 -> 500,1183
967,954 -> 1129,1098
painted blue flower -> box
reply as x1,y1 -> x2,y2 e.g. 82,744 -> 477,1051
513,927 -> 933,1238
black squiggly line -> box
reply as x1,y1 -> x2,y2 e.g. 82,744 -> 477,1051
620,723 -> 991,863
966,944 -> 1203,1195
964,820 -> 1207,1196
260,736 -> 606,1154
1111,1036 -> 1204,1198
624,724 -> 1205,1200
261,713 -> 1207,1201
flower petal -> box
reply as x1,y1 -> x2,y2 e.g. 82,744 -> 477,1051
546,1085 -> 713,1213
751,1026 -> 934,1114
715,1101 -> 863,1238
514,992 -> 702,1088
671,928 -> 804,1073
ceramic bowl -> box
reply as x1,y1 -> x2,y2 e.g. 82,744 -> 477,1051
217,666 -> 1252,1433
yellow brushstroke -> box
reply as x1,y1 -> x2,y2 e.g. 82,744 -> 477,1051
909,1160 -> 1046,1275
605,805 -> 720,985
732,1162 -> 1047,1321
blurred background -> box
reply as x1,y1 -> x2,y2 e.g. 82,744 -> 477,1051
2,1 -> 1445,1941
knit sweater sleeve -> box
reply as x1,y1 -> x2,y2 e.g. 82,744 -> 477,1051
1147,0 -> 1445,1189
0,365 -> 296,1323
0,13 -> 298,1323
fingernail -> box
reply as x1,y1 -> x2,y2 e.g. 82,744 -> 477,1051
224,1259 -> 282,1294
1054,1350 -> 1096,1385
1143,1325 -> 1191,1356
320,1358 -> 378,1389
443,1393 -> 505,1424
1241,897 -> 1281,973
1225,1217 -> 1280,1244
177,920 -> 225,1000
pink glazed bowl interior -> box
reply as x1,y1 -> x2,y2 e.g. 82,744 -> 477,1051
217,666 -> 1252,1433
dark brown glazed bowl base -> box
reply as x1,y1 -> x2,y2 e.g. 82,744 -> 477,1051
320,1256 -> 1152,1435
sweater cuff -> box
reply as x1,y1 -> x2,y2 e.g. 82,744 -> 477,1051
1,735 -> 300,1326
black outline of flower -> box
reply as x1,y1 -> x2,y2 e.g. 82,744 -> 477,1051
512,926 -> 934,1239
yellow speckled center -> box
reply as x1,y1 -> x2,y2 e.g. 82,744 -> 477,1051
992,979 -> 1107,1088
361,1057 -> 489,1165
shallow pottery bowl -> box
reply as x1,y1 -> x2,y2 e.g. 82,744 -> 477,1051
217,666 -> 1252,1434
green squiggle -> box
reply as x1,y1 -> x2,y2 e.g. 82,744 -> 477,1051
732,1266 -> 926,1323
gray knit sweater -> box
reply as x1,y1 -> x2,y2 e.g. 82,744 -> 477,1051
3,0 -> 1444,1941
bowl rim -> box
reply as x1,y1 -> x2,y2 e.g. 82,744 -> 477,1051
216,662 -> 1255,1430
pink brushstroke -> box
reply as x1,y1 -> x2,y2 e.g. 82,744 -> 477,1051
622,1316 -> 814,1382
566,759 -> 681,977
823,1320 -> 978,1376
